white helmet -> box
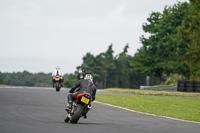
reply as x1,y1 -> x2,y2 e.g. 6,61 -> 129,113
84,74 -> 93,82
56,66 -> 60,70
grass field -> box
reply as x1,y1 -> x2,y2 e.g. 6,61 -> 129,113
103,88 -> 200,97
96,89 -> 200,122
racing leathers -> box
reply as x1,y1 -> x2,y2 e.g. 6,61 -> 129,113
67,79 -> 96,110
77,71 -> 86,80
52,69 -> 64,87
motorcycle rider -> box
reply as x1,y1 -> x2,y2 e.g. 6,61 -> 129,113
77,68 -> 86,80
52,66 -> 64,87
66,74 -> 96,118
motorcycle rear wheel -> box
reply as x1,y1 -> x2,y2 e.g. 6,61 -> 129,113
70,104 -> 84,123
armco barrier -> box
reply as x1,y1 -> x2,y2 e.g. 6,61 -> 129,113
185,81 -> 194,92
177,80 -> 185,92
178,80 -> 200,92
194,81 -> 200,92
140,85 -> 177,91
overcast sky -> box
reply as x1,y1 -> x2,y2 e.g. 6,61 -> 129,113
0,0 -> 189,74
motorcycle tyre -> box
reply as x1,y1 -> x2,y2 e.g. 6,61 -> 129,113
70,104 -> 84,124
55,82 -> 60,92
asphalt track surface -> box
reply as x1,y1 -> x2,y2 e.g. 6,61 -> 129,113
0,87 -> 199,133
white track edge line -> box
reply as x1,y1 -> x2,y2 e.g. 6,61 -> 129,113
94,101 -> 200,124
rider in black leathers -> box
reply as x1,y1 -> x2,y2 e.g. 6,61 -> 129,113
77,68 -> 86,80
66,74 -> 96,118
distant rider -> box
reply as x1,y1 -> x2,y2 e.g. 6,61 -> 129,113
52,66 -> 64,87
77,68 -> 86,81
66,74 -> 96,118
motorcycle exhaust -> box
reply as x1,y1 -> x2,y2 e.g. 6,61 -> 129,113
87,104 -> 92,109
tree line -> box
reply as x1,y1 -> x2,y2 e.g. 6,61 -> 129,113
133,0 -> 200,81
65,0 -> 200,88
0,0 -> 199,88
0,44 -> 159,88
64,44 -> 160,89
0,71 -> 52,87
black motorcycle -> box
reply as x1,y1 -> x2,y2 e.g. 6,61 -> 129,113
64,92 -> 92,123
53,76 -> 63,91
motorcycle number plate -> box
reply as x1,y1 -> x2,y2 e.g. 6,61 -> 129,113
55,78 -> 60,81
81,96 -> 89,104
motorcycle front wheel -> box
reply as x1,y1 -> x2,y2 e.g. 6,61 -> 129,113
55,82 -> 60,91
70,104 -> 84,123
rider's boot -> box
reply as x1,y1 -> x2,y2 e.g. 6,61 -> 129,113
83,115 -> 87,119
65,100 -> 72,111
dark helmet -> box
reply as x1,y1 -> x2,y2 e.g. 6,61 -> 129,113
78,68 -> 85,73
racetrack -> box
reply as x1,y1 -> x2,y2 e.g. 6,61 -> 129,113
0,87 -> 199,133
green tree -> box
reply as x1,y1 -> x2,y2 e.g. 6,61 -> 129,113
79,44 -> 117,88
132,2 -> 190,81
77,52 -> 104,88
0,72 -> 4,84
101,44 -> 116,88
180,0 -> 200,80
64,73 -> 77,88
1,71 -> 52,87
79,53 -> 96,74
92,53 -> 105,86
116,44 -> 131,88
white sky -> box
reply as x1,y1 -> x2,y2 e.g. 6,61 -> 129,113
0,0 -> 189,74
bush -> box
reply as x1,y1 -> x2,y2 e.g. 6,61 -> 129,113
164,74 -> 186,85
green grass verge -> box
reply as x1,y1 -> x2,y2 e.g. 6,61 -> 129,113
96,94 -> 200,122
104,88 -> 200,97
